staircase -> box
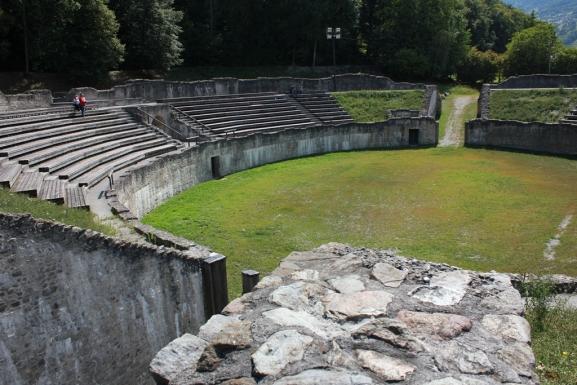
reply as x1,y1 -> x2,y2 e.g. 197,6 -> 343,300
0,108 -> 184,209
290,92 -> 354,126
560,107 -> 577,125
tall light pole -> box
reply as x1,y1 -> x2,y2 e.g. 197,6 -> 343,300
326,27 -> 341,67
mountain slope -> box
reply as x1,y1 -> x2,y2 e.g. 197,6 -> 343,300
504,0 -> 577,46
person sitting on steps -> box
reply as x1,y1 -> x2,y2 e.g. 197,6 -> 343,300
78,93 -> 87,117
72,95 -> 80,112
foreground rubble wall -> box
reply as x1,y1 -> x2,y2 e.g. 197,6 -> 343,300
151,243 -> 538,385
0,214 -> 207,385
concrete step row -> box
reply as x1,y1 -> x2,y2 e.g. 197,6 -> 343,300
0,107 -> 185,209
291,93 -> 353,125
163,92 -> 317,137
159,92 -> 279,105
0,109 -> 113,129
0,105 -> 99,121
0,165 -> 88,208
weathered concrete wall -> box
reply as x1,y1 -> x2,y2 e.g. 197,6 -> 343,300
0,89 -> 53,111
116,118 -> 438,218
68,74 -> 428,103
0,214 -> 208,385
493,74 -> 577,89
422,85 -> 441,118
465,119 -> 577,156
478,84 -> 491,119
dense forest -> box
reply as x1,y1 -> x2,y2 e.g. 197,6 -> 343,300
0,0 -> 575,83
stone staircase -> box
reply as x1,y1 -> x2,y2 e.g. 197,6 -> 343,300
290,92 -> 354,125
159,92 -> 317,138
560,106 -> 577,125
0,108 -> 183,209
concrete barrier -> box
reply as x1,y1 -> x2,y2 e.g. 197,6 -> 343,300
465,119 -> 577,156
0,213 -> 213,385
115,118 -> 438,218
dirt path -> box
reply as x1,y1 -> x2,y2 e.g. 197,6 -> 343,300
439,95 -> 478,147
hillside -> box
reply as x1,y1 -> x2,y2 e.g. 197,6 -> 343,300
504,0 -> 577,46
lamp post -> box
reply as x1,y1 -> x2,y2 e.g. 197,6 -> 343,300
326,27 -> 341,67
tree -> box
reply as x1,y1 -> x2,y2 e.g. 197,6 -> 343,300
457,47 -> 502,83
552,47 -> 577,75
360,0 -> 470,79
110,0 -> 183,71
503,23 -> 561,76
66,0 -> 125,78
463,0 -> 537,53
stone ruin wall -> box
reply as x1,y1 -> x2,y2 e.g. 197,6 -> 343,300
150,243 -> 538,385
115,118 -> 438,219
1,73 -> 435,112
0,213 -> 210,385
465,119 -> 577,157
472,74 -> 577,156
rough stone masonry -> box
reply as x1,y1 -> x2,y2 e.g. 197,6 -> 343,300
150,243 -> 538,385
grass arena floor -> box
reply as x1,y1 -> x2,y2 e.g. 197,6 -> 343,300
143,147 -> 577,298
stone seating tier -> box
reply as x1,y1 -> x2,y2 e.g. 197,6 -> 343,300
0,108 -> 183,209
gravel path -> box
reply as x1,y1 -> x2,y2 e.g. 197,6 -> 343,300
439,95 -> 477,147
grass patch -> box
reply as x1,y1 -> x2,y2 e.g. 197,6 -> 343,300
438,85 -> 479,139
143,148 -> 577,297
490,88 -> 577,123
0,187 -> 115,235
528,303 -> 577,385
332,90 -> 425,123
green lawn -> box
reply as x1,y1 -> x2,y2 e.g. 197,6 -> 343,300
490,88 -> 577,123
0,187 -> 114,235
332,90 -> 425,123
143,148 -> 577,298
438,85 -> 479,139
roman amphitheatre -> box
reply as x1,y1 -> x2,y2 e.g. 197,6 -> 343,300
1,73 -> 576,385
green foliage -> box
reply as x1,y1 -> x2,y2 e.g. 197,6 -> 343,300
464,0 -> 537,53
332,90 -> 425,122
503,23 -> 560,76
521,277 -> 555,332
552,46 -> 577,74
490,88 -> 577,122
530,306 -> 577,385
0,0 -> 124,78
0,187 -> 115,235
144,148 -> 577,297
66,0 -> 125,78
361,0 -> 470,79
110,0 -> 183,71
457,48 -> 502,83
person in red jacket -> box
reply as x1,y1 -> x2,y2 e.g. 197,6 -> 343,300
79,93 -> 87,117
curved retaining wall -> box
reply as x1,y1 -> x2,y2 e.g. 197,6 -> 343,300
0,214 -> 208,385
116,119 -> 438,218
465,119 -> 577,156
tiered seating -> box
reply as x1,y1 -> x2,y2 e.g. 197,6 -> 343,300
0,108 -> 182,208
291,93 -> 354,125
160,92 -> 316,137
561,107 -> 577,125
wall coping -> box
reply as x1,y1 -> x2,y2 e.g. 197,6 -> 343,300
0,212 -> 208,268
